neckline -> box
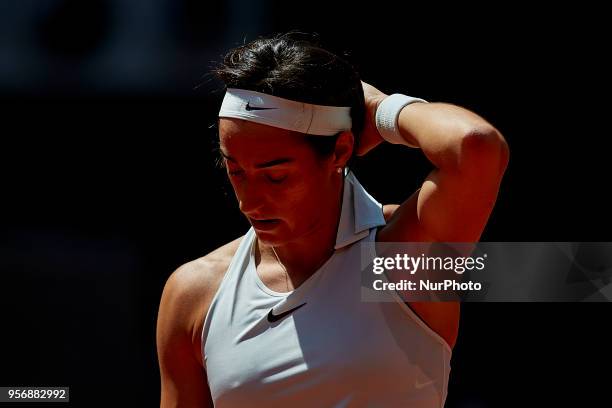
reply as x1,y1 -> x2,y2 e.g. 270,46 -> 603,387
248,231 -> 339,297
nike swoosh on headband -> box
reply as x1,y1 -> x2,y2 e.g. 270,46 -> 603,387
219,88 -> 351,136
245,102 -> 277,111
267,303 -> 307,323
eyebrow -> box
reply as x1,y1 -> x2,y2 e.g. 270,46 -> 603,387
220,150 -> 294,169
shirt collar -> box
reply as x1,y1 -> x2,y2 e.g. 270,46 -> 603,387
334,171 -> 386,250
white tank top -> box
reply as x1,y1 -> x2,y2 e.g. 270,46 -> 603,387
201,172 -> 452,407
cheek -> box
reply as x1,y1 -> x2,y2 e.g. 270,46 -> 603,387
280,174 -> 330,216
285,192 -> 318,215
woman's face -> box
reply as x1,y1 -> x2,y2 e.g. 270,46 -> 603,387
219,118 -> 343,245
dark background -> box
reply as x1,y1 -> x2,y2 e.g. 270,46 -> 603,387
1,1 -> 610,407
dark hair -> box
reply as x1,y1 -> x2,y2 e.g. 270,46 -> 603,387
211,31 -> 365,162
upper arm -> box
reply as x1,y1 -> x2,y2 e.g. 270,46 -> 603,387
377,130 -> 509,350
381,129 -> 510,242
156,266 -> 214,408
417,130 -> 509,242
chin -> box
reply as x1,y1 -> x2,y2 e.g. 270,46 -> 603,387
255,221 -> 321,248
253,231 -> 289,246
252,222 -> 305,246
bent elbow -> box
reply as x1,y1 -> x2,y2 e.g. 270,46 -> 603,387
459,126 -> 510,176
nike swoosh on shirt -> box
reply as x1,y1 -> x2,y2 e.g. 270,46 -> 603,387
267,303 -> 307,323
245,102 -> 277,111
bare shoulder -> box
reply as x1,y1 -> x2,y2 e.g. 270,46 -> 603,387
158,235 -> 244,364
156,235 -> 245,407
168,235 -> 243,302
156,236 -> 244,407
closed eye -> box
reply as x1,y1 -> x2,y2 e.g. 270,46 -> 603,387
266,174 -> 287,184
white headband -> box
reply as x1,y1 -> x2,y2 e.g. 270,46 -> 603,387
218,88 -> 352,136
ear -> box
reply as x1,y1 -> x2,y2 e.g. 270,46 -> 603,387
332,131 -> 354,168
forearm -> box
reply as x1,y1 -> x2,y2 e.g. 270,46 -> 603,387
397,102 -> 508,171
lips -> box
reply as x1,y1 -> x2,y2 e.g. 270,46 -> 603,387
249,218 -> 280,230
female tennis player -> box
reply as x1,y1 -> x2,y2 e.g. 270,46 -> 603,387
156,32 -> 509,407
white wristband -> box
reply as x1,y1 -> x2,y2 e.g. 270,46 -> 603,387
375,93 -> 427,147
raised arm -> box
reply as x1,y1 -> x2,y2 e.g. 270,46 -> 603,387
360,81 -> 510,243
360,82 -> 509,349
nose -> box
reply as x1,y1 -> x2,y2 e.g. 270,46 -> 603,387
235,179 -> 267,216
238,197 -> 265,215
